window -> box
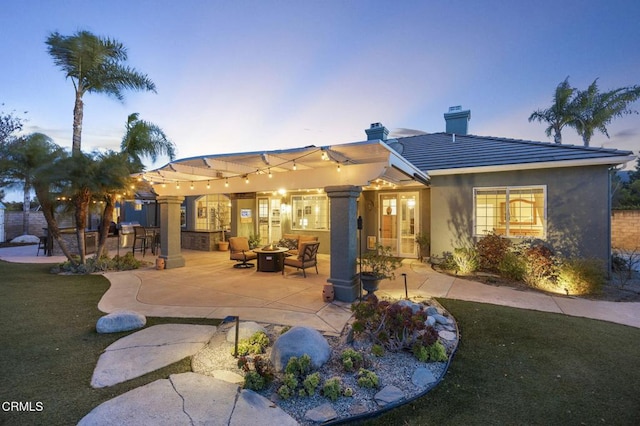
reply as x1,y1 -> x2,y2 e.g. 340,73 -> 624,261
194,194 -> 230,231
292,195 -> 329,230
474,186 -> 546,238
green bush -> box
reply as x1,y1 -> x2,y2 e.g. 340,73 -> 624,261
284,354 -> 311,376
452,247 -> 479,274
234,331 -> 270,356
557,258 -> 605,295
54,252 -> 142,274
282,372 -> 298,390
356,368 -> 379,388
341,348 -> 364,372
498,251 -> 526,281
371,344 -> 385,357
343,387 -> 354,397
322,377 -> 342,401
475,231 -> 511,271
303,372 -> 321,396
277,384 -> 293,399
412,341 -> 448,362
522,243 -> 557,287
244,371 -> 266,391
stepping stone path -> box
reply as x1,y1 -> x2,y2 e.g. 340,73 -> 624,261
79,372 -> 298,426
91,324 -> 216,388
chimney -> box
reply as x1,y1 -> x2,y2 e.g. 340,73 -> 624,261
365,122 -> 389,141
444,106 -> 471,135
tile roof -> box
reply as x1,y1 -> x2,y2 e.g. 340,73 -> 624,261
395,133 -> 634,172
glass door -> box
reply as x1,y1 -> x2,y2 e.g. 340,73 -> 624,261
379,192 -> 419,257
257,197 -> 282,245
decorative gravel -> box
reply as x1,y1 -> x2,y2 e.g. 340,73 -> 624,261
192,299 -> 458,425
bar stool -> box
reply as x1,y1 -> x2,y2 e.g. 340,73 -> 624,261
37,236 -> 48,256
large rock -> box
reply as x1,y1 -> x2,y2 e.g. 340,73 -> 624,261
11,234 -> 40,244
226,321 -> 267,343
270,326 -> 331,372
96,310 -> 146,334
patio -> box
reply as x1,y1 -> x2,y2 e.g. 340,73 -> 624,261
97,249 -> 450,334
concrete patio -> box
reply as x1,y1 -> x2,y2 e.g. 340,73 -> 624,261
2,244 -> 640,330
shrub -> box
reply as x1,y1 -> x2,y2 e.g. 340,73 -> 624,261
341,349 -> 364,372
412,341 -> 448,362
303,372 -> 321,396
356,368 -> 379,388
498,251 -> 526,281
352,297 -> 434,352
476,231 -> 511,271
322,377 -> 342,401
371,344 -> 385,357
557,258 -> 605,295
522,243 -> 557,287
284,354 -> 311,376
282,372 -> 298,390
54,252 -> 142,274
438,251 -> 458,271
277,384 -> 293,399
343,387 -> 354,397
452,247 -> 479,274
234,331 -> 270,356
238,355 -> 274,390
244,371 -> 265,391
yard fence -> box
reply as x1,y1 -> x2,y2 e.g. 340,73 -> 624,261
612,209 -> 640,251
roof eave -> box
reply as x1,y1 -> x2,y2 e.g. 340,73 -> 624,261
426,155 -> 637,176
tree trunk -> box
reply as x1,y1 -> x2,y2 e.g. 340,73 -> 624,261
95,195 -> 116,259
553,131 -> 562,144
72,91 -> 83,156
22,180 -> 30,235
74,187 -> 91,264
34,184 -> 77,264
583,135 -> 591,147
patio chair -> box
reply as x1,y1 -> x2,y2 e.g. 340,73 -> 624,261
229,236 -> 257,268
282,242 -> 319,277
132,226 -> 151,256
37,235 -> 49,256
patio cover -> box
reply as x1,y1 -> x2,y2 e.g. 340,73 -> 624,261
139,140 -> 429,195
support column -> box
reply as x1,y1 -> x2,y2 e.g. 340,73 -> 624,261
325,185 -> 362,302
157,195 -> 185,269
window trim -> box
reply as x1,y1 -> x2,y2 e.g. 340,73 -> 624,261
473,185 -> 547,239
291,194 -> 330,231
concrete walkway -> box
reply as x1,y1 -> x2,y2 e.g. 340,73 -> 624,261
2,244 -> 640,425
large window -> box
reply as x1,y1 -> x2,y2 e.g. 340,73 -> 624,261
194,194 -> 230,231
474,186 -> 546,238
291,195 -> 329,230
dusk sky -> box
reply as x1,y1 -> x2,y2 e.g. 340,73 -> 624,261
2,0 -> 639,200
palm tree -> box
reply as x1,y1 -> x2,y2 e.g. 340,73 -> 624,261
0,133 -> 63,235
45,30 -> 156,156
46,30 -> 156,263
528,77 -> 577,144
121,113 -> 175,171
571,79 -> 640,147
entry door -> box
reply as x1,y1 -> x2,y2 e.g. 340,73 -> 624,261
379,192 -> 419,257
257,197 -> 282,245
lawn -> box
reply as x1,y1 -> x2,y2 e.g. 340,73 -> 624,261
1,260 -> 639,425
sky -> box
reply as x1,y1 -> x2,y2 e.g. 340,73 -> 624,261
2,0 -> 640,201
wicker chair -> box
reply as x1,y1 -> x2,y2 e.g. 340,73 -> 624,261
229,237 -> 257,268
282,242 -> 319,277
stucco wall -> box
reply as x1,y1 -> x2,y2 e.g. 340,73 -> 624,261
430,165 -> 611,262
612,210 -> 640,250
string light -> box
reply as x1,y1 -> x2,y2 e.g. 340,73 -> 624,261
176,182 -> 180,189
190,182 -> 194,190
206,181 -> 211,189
293,161 -> 297,171
225,178 -> 229,188
336,162 -> 341,172
268,168 -> 272,178
245,175 -> 249,184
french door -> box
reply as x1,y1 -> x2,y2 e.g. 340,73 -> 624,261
257,197 -> 282,245
379,192 -> 418,257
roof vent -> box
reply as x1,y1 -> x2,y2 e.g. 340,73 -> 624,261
444,106 -> 471,135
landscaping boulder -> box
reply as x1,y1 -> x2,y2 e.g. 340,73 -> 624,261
11,234 -> 40,244
226,321 -> 267,343
270,326 -> 331,372
96,310 -> 146,334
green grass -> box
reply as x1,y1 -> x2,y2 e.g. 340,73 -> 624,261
2,261 -> 640,425
365,299 -> 640,425
0,261 -> 219,426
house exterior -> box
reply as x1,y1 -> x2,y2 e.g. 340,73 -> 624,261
140,107 -> 635,302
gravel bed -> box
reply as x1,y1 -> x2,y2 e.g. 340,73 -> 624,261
192,299 -> 458,425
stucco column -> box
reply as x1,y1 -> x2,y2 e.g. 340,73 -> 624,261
325,185 -> 362,302
157,195 -> 185,269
